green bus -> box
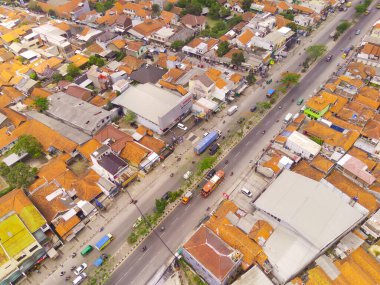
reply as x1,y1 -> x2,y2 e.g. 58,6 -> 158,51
80,245 -> 93,256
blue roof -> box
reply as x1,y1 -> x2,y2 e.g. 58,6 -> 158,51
268,89 -> 275,95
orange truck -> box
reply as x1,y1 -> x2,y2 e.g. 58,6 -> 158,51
182,191 -> 193,204
201,170 -> 225,197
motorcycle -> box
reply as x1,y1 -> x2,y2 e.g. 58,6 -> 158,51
70,266 -> 76,271
142,246 -> 147,252
160,226 -> 165,232
65,276 -> 71,281
71,253 -> 76,258
59,271 -> 65,276
230,172 -> 234,176
262,130 -> 266,134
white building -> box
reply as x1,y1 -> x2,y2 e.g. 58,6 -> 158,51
254,170 -> 368,283
285,131 -> 321,159
150,27 -> 175,44
361,208 -> 380,239
112,83 -> 193,134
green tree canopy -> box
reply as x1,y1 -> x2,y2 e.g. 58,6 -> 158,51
0,162 -> 38,189
246,69 -> 256,85
52,73 -> 63,83
219,6 -> 231,17
286,22 -> 298,32
164,2 -> 174,11
33,97 -> 49,112
12,135 -> 43,158
124,110 -> 136,123
89,55 -> 106,67
231,52 -> 245,66
281,72 -> 301,86
280,11 -> 294,20
306,44 -> 327,60
152,4 -> 161,15
336,21 -> 351,34
171,40 -> 185,51
29,72 -> 38,80
66,63 -> 81,79
216,41 -> 230,57
242,0 -> 252,11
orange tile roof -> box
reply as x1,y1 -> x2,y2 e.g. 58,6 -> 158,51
306,91 -> 338,112
248,220 -> 273,244
262,153 -> 281,174
132,19 -> 164,37
347,62 -> 376,79
0,120 -> 77,154
110,39 -> 127,49
292,160 -> 325,181
160,10 -> 176,24
277,1 -> 290,10
263,4 -> 278,14
230,73 -> 242,83
54,22 -> 71,32
125,40 -> 144,52
292,4 -> 314,14
38,0 -> 84,19
329,94 -> 348,113
206,200 -> 266,269
30,57 -> 63,75
275,14 -> 291,28
361,43 -> 380,57
310,154 -> 334,174
348,147 -> 377,170
120,141 -> 150,166
55,215 -> 81,240
187,38 -> 203,48
215,78 -> 227,89
359,86 -> 380,101
121,55 -> 144,71
238,29 -> 254,45
306,266 -> 333,285
327,116 -> 363,132
77,139 -> 102,161
86,42 -> 105,54
303,120 -> 359,151
162,68 -> 185,82
139,135 -> 166,153
326,170 -> 379,213
31,87 -> 53,99
363,120 -> 380,140
69,54 -> 89,68
205,67 -> 222,81
0,108 -> 26,127
206,38 -> 218,49
336,75 -> 365,89
354,94 -> 380,110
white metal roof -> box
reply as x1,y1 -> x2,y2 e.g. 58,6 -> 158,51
254,170 -> 368,250
112,83 -> 190,125
286,131 -> 321,156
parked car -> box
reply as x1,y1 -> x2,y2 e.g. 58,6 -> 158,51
177,123 -> 187,131
206,169 -> 216,179
241,188 -> 253,198
183,171 -> 192,180
355,29 -> 361,35
297,98 -> 304,105
250,106 -> 257,112
209,144 -> 220,155
162,191 -> 171,200
364,9 -> 370,15
74,263 -> 87,276
325,54 -> 333,62
73,273 -> 87,285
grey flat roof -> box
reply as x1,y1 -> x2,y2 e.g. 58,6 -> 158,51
26,110 -> 91,145
112,83 -> 186,125
47,92 -> 111,134
254,170 -> 367,250
130,65 -> 166,84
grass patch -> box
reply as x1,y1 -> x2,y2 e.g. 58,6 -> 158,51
206,17 -> 219,28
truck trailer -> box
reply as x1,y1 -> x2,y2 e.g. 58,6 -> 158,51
194,131 -> 219,155
95,233 -> 114,251
182,191 -> 193,204
201,170 -> 225,197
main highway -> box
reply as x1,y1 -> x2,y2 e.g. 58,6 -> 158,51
106,5 -> 379,285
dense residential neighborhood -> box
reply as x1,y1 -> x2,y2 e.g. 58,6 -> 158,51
0,0 -> 379,284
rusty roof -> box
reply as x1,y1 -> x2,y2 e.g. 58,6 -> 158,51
292,160 -> 325,181
347,147 -> 376,171
310,154 -> 334,174
362,119 -> 380,140
305,91 -> 338,112
120,141 -> 150,166
94,125 -> 133,152
326,170 -> 378,213
183,226 -> 238,281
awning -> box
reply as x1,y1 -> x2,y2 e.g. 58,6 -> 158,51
33,248 -> 47,264
19,257 -> 35,273
7,271 -> 23,284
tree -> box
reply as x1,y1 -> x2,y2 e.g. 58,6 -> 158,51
246,69 -> 256,85
155,198 -> 168,214
124,110 -> 136,123
219,6 -> 231,18
286,22 -> 298,32
66,63 -> 80,79
29,72 -> 38,80
164,2 -> 174,11
28,1 -> 43,12
12,135 -> 43,158
115,51 -> 126,61
216,41 -> 230,57
257,101 -> 271,110
355,4 -> 367,13
242,0 -> 252,11
33,97 -> 49,112
152,4 -> 161,15
208,3 -> 221,19
306,44 -> 327,60
280,11 -> 294,20
336,21 -> 351,34
231,52 -> 245,66
171,40 -> 185,51
48,9 -> 57,17
52,73 -> 64,83
281,72 -> 301,87
0,162 -> 38,189
89,55 -> 106,67
185,0 -> 202,15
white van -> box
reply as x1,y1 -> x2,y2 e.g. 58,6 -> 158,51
227,105 -> 238,116
73,273 -> 87,285
241,188 -> 253,198
284,113 -> 293,124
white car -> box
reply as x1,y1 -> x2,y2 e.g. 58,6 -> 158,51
73,273 -> 87,285
183,171 -> 192,180
74,263 -> 87,276
203,132 -> 209,137
177,123 -> 188,131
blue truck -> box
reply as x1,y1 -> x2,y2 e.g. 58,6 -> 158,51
95,233 -> 114,251
194,131 -> 219,155
93,257 -> 104,267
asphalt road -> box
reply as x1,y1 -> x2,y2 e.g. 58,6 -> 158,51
107,7 -> 380,285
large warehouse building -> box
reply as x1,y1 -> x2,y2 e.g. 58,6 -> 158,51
253,170 -> 368,283
112,83 -> 193,134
